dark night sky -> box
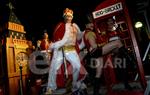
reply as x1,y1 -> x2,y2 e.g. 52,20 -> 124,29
12,0 -> 104,41
2,0 -> 149,43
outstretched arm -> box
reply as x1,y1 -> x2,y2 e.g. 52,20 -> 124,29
73,23 -> 84,42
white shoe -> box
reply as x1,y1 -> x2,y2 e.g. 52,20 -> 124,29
45,88 -> 53,95
80,82 -> 87,89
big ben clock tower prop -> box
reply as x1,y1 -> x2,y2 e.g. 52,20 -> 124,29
0,2 -> 29,95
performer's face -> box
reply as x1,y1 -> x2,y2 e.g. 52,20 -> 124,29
107,18 -> 114,26
107,18 -> 115,29
64,15 -> 73,23
86,23 -> 94,30
28,41 -> 33,46
43,32 -> 48,39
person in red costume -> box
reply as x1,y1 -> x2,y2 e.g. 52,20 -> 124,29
106,16 -> 133,91
36,31 -> 51,51
40,31 -> 51,50
45,8 -> 87,94
83,20 -> 123,95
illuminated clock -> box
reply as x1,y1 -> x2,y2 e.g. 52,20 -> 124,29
16,52 -> 28,66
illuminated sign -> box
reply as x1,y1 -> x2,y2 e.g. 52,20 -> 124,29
93,2 -> 123,19
8,22 -> 25,33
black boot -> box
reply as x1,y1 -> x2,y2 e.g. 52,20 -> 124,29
119,46 -> 133,91
118,46 -> 135,65
93,78 -> 101,95
124,82 -> 132,90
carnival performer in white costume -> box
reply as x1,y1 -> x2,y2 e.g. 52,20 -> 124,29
45,8 -> 86,94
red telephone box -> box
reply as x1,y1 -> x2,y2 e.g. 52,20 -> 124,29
92,0 -> 146,93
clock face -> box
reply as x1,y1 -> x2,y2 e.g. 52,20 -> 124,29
16,52 -> 28,66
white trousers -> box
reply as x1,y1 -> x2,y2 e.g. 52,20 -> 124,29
47,49 -> 81,90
